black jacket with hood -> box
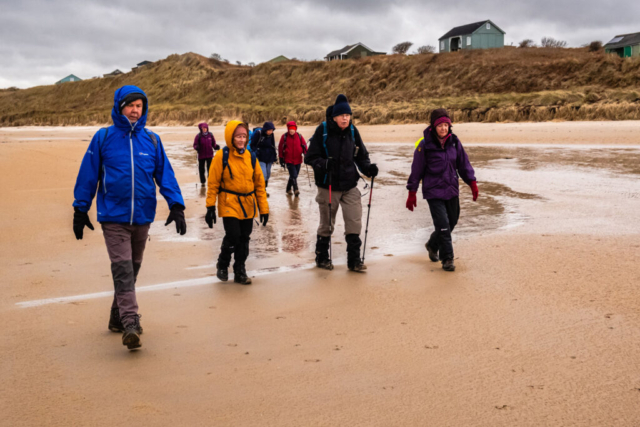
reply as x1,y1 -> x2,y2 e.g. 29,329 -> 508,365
304,106 -> 372,192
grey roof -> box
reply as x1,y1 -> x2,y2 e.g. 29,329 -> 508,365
325,42 -> 383,58
439,20 -> 505,40
604,32 -> 640,49
326,44 -> 356,58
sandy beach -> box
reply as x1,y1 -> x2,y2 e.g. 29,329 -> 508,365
1,121 -> 640,426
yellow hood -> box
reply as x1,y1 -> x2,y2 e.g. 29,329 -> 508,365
224,120 -> 247,149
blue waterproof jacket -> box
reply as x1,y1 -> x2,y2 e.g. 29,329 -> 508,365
73,85 -> 184,225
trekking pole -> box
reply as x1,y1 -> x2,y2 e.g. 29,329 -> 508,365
305,163 -> 312,187
361,176 -> 375,264
328,166 -> 333,265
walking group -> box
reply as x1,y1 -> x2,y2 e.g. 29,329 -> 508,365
73,85 -> 479,350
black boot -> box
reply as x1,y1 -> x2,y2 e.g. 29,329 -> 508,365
346,234 -> 366,272
265,180 -> 270,197
286,181 -> 293,195
216,262 -> 229,281
442,259 -> 456,272
233,266 -> 252,285
122,315 -> 142,350
315,235 -> 333,270
217,240 -> 233,281
425,242 -> 439,263
293,183 -> 300,197
108,307 -> 123,333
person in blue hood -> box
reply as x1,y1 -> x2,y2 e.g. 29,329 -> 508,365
72,85 -> 186,350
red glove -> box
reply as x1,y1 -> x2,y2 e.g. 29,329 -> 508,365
470,181 -> 479,201
406,191 -> 417,211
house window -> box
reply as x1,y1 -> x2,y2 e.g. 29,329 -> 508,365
440,41 -> 445,50
69,77 -> 74,81
467,37 -> 471,46
486,23 -> 491,29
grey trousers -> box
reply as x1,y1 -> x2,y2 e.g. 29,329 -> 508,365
102,223 -> 150,326
315,186 -> 362,237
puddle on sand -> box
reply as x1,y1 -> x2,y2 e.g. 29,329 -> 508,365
152,142 -> 640,265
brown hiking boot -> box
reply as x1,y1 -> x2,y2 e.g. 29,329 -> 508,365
425,243 -> 439,263
442,259 -> 455,272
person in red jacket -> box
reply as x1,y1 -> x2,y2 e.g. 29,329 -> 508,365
193,122 -> 220,185
278,121 -> 307,196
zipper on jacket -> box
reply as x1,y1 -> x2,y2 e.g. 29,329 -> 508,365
129,123 -> 137,225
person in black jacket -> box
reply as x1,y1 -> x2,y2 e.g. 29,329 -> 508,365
251,121 -> 277,195
304,94 -> 378,272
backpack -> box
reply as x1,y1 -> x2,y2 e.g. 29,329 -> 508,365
247,127 -> 261,152
219,146 -> 258,218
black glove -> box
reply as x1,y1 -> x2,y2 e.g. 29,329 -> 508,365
165,204 -> 186,235
324,158 -> 335,172
279,157 -> 285,168
73,208 -> 94,240
368,163 -> 378,178
260,213 -> 269,226
205,206 -> 216,228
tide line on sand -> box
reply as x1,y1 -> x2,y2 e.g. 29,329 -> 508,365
15,263 -> 316,309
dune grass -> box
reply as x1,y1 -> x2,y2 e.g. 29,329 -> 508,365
1,48 -> 640,126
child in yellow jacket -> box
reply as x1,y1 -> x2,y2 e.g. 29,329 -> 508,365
205,121 -> 269,284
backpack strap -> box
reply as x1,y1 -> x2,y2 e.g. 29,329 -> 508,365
143,128 -> 158,149
221,146 -> 232,182
97,127 -> 109,155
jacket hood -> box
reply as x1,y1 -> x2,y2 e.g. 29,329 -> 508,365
423,126 -> 452,146
111,85 -> 148,131
224,120 -> 248,150
262,121 -> 275,131
198,122 -> 209,132
286,121 -> 297,129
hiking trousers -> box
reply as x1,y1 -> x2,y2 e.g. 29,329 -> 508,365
101,223 -> 150,326
218,217 -> 254,271
198,157 -> 213,184
286,163 -> 301,191
426,197 -> 460,262
315,186 -> 362,237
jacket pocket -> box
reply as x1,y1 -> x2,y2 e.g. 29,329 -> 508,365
102,166 -> 108,194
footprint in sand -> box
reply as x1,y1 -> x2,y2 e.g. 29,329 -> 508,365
304,359 -> 321,363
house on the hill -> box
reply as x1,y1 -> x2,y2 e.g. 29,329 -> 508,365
325,43 -> 386,61
104,69 -> 124,78
604,32 -> 640,58
132,61 -> 153,70
55,74 -> 82,84
439,20 -> 505,53
268,55 -> 289,63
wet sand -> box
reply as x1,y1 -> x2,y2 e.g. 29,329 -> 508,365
1,123 -> 640,426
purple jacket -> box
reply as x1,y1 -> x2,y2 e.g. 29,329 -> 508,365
193,123 -> 219,159
406,128 -> 476,200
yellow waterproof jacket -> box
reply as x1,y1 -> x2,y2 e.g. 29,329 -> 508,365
206,121 -> 269,219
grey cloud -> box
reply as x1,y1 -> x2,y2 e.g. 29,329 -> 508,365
1,0 -> 638,88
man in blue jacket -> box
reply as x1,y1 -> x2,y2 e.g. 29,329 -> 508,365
73,85 -> 186,350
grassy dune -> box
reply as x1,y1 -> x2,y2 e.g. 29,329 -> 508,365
1,48 -> 640,126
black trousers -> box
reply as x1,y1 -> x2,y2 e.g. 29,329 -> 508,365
198,158 -> 213,184
426,197 -> 460,262
286,163 -> 301,191
218,217 -> 254,270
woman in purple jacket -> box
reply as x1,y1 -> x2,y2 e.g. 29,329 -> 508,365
194,122 -> 220,185
406,109 -> 479,272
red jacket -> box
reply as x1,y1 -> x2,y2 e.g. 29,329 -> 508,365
278,132 -> 307,165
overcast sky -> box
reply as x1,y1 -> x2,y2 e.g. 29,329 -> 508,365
1,0 -> 639,89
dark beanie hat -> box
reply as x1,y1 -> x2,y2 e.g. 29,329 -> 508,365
262,121 -> 275,131
119,92 -> 147,113
430,108 -> 451,127
332,94 -> 352,117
